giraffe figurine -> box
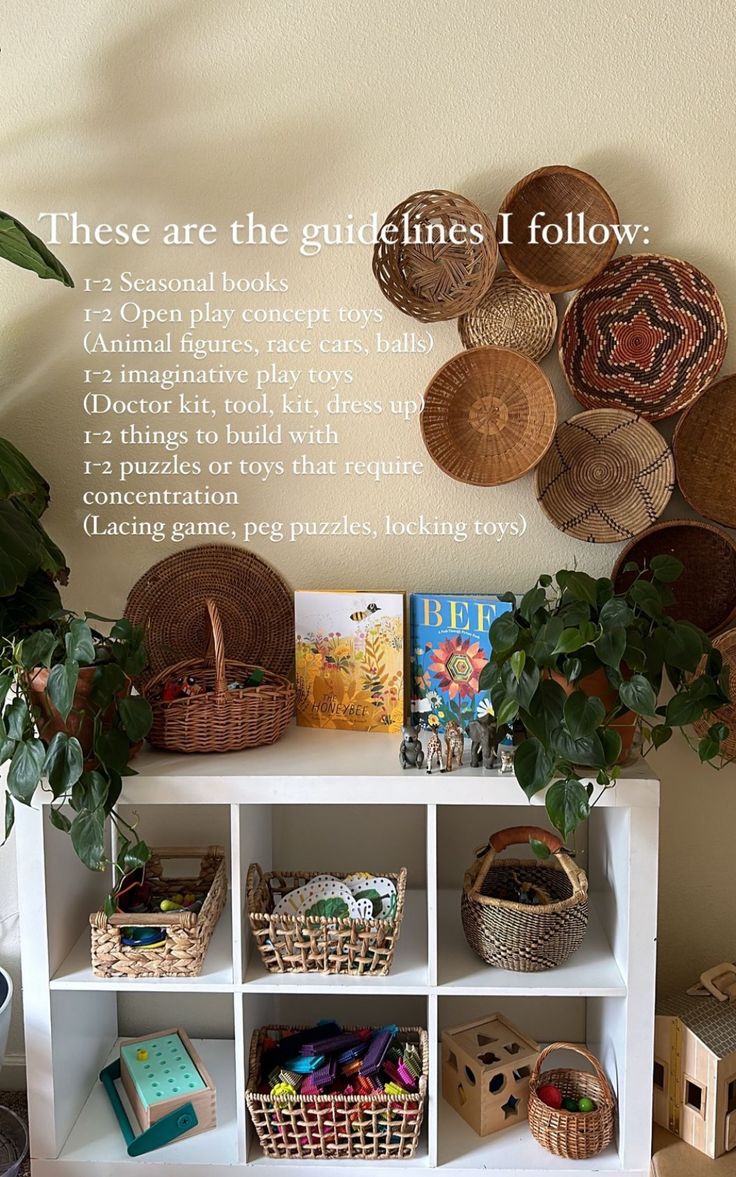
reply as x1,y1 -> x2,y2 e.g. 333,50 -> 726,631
425,729 -> 443,774
444,720 -> 464,772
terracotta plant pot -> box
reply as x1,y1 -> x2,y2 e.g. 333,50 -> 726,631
550,667 -> 637,764
27,665 -> 135,767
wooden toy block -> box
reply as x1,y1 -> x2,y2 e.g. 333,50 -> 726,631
441,1014 -> 540,1137
119,1027 -> 217,1145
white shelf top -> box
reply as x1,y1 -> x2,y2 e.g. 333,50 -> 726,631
104,726 -> 660,807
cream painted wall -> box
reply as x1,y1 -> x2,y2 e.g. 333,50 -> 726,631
1,0 -> 735,1073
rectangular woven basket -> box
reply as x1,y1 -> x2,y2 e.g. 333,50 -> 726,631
246,1025 -> 428,1160
246,865 -> 407,976
89,846 -> 227,979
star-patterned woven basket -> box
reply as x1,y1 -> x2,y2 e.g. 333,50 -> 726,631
559,253 -> 727,420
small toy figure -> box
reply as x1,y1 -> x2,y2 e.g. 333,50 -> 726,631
469,713 -> 499,769
499,736 -> 516,773
399,725 -> 425,769
425,728 -> 443,774
444,720 -> 464,772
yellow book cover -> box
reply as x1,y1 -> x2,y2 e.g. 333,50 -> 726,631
295,590 -> 405,732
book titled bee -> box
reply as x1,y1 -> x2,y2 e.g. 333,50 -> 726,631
295,591 -> 405,732
410,593 -> 513,731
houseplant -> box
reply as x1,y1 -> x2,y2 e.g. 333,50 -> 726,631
480,560 -> 731,842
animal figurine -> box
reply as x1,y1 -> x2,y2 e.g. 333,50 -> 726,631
425,728 -> 443,774
399,726 -> 425,770
444,720 -> 464,772
499,736 -> 516,773
468,713 -> 499,769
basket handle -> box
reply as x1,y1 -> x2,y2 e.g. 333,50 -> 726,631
487,826 -> 564,855
531,1042 -> 613,1100
204,598 -> 227,697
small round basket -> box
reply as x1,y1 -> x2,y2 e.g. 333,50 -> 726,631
144,599 -> 295,753
693,628 -> 736,759
458,271 -> 557,360
497,165 -> 618,292
673,373 -> 736,528
528,1043 -> 616,1160
612,520 -> 736,636
535,408 -> 674,543
421,347 -> 557,486
461,827 -> 588,972
373,190 -> 497,322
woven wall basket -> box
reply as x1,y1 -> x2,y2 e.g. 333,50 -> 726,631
372,189 -> 497,322
535,409 -> 674,543
612,520 -> 736,636
693,628 -> 736,759
458,270 -> 557,361
560,253 -> 728,420
673,373 -> 736,527
497,165 -> 618,293
421,346 -> 557,486
528,1043 -> 616,1160
125,544 -> 294,682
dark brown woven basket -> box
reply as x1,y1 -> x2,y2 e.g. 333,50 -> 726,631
246,864 -> 407,976
458,271 -> 557,360
461,827 -> 589,972
612,520 -> 736,636
497,165 -> 618,292
693,628 -> 736,759
246,1025 -> 428,1160
673,373 -> 736,527
373,190 -> 497,322
528,1043 -> 616,1160
144,599 -> 294,753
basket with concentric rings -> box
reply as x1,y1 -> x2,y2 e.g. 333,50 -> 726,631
458,271 -> 557,360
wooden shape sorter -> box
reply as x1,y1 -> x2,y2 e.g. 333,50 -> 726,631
441,1014 -> 540,1137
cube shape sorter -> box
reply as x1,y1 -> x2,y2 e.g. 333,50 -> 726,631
441,1014 -> 540,1137
100,1027 -> 217,1156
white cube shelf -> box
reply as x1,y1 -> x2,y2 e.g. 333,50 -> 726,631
14,727 -> 660,1176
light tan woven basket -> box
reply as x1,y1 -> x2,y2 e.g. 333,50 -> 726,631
458,271 -> 557,361
673,373 -> 736,528
246,1025 -> 428,1160
246,865 -> 407,976
461,827 -> 588,972
144,598 -> 294,753
373,189 -> 497,322
528,1043 -> 616,1160
693,627 -> 736,759
90,846 -> 227,979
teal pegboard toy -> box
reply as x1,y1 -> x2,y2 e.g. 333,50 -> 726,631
101,1027 -> 217,1156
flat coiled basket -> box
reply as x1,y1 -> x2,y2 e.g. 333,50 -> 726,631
461,826 -> 588,972
528,1043 -> 616,1160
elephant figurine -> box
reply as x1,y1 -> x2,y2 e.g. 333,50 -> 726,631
469,713 -> 499,769
399,725 -> 425,769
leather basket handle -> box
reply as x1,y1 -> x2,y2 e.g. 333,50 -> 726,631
489,826 -> 563,855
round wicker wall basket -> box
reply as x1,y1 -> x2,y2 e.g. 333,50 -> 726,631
612,520 -> 736,636
692,628 -> 736,760
458,271 -> 557,361
673,373 -> 736,527
560,253 -> 728,420
535,409 -> 674,543
373,189 -> 497,322
497,165 -> 618,293
421,346 -> 557,486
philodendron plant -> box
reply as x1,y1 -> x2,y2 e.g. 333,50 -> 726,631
480,560 -> 731,843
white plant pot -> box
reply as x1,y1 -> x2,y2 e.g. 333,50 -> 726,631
0,966 -> 13,1073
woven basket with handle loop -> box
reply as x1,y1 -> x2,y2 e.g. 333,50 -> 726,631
144,598 -> 294,753
461,826 -> 588,972
528,1042 -> 616,1159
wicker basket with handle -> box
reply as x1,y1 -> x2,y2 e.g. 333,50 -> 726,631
246,864 -> 407,976
528,1042 -> 616,1159
143,597 -> 294,753
461,826 -> 588,972
90,846 -> 227,978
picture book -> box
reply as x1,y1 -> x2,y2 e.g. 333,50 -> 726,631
409,593 -> 513,731
295,591 -> 405,732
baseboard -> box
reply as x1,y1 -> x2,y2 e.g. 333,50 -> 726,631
0,1051 -> 26,1091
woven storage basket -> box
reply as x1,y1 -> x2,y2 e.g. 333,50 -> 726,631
535,408 -> 674,543
673,373 -> 736,528
693,628 -> 736,759
373,189 -> 497,322
612,520 -> 736,636
560,253 -> 727,420
90,846 -> 227,978
246,1025 -> 428,1160
497,165 -> 618,292
528,1043 -> 616,1160
144,598 -> 294,753
461,826 -> 588,972
421,346 -> 557,486
246,864 -> 407,976
458,271 -> 557,360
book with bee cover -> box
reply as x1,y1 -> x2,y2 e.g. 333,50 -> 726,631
410,593 -> 514,732
295,590 -> 405,732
